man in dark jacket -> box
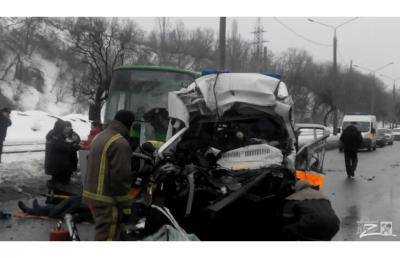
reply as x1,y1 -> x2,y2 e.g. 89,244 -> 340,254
45,120 -> 76,186
340,122 -> 363,178
0,107 -> 12,163
83,110 -> 135,241
64,121 -> 82,174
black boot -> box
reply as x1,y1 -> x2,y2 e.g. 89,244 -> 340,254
18,201 -> 31,214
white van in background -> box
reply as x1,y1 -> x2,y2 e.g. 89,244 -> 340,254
339,114 -> 377,151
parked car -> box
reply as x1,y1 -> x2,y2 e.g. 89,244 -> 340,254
384,128 -> 394,145
392,128 -> 400,141
376,128 -> 394,147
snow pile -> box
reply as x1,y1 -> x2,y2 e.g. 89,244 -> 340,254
4,110 -> 91,145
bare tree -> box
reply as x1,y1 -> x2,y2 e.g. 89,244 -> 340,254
66,17 -> 144,121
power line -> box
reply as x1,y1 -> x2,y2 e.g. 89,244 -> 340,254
273,17 -> 332,47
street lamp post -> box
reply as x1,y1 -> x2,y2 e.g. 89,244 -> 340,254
308,18 -> 358,134
379,73 -> 400,127
219,17 -> 226,70
380,74 -> 400,103
353,62 -> 394,114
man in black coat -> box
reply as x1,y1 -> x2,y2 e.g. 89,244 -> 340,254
340,122 -> 363,178
45,120 -> 77,186
64,121 -> 82,174
0,107 -> 12,163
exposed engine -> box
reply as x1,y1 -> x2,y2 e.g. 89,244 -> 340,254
139,113 -> 297,240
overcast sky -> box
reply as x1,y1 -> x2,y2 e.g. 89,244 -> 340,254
133,17 -> 400,86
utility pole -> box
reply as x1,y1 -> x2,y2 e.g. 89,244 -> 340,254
333,30 -> 337,75
332,29 -> 338,133
379,74 -> 400,127
308,17 -> 358,134
158,17 -> 168,66
371,75 -> 376,114
252,17 -> 268,72
394,81 -> 397,128
219,17 -> 226,70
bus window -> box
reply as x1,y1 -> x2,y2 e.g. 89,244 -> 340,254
105,68 -> 197,143
117,92 -> 126,110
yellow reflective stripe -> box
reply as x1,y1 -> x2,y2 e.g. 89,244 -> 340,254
114,195 -> 133,203
83,190 -> 115,204
83,190 -> 133,205
107,206 -> 118,241
97,134 -> 123,195
147,140 -> 165,149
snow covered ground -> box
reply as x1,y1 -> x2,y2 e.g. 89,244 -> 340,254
0,153 -> 44,184
1,109 -> 90,185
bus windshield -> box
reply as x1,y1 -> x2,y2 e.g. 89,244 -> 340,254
342,121 -> 371,132
104,68 -> 196,143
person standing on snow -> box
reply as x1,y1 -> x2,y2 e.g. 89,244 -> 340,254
340,122 -> 363,178
83,110 -> 135,241
45,120 -> 76,188
0,107 -> 12,163
64,121 -> 82,182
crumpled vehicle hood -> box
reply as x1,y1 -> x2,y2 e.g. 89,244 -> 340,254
168,73 -> 292,126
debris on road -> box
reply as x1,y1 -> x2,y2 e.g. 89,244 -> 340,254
0,211 -> 12,220
360,175 -> 376,181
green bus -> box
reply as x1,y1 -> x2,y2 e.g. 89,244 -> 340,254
103,65 -> 199,146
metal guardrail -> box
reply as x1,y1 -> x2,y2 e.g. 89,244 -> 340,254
3,143 -> 45,154
4,149 -> 45,154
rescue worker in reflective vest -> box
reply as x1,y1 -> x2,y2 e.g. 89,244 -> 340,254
83,110 -> 135,241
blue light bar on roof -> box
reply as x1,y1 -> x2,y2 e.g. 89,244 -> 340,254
262,72 -> 282,80
201,69 -> 230,76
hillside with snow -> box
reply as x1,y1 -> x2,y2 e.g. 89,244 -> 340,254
0,18 -> 87,116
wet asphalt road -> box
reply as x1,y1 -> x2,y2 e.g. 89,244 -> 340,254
323,142 -> 400,241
